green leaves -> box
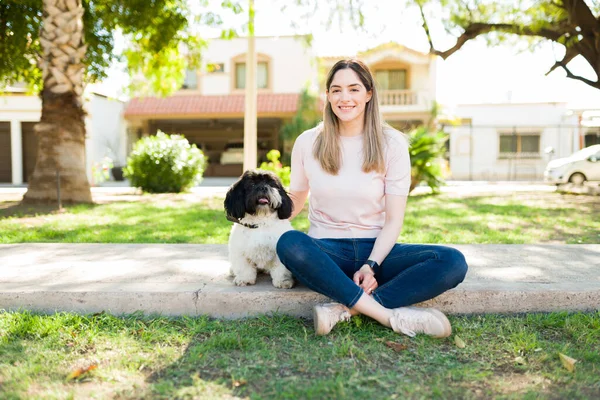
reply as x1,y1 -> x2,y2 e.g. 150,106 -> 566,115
124,130 -> 207,193
408,126 -> 448,194
1,0 -> 242,96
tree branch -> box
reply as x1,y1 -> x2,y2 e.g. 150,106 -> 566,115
561,64 -> 600,89
428,22 -> 565,60
545,46 -> 579,75
563,0 -> 597,36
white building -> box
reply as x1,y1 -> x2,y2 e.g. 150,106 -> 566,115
444,102 -> 581,180
0,89 -> 125,185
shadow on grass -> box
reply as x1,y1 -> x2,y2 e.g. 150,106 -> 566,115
144,313 -> 600,399
1,312 -> 599,398
0,201 -> 94,219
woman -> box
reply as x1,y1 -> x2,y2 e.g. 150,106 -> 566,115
276,59 -> 468,338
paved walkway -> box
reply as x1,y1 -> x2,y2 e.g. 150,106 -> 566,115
1,244 -> 598,318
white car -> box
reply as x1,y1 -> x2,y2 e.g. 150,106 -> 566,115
544,144 -> 600,185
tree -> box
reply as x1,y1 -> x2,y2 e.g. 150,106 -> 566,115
0,0 -> 239,203
417,0 -> 600,91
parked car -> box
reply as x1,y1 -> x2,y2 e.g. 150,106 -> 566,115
544,144 -> 600,185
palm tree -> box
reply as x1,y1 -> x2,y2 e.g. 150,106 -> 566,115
23,0 -> 91,203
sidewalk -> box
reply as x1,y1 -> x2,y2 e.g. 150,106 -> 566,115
1,244 -> 598,318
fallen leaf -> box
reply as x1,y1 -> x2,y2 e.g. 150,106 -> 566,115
454,335 -> 466,349
385,341 -> 408,352
233,379 -> 247,387
559,353 -> 577,372
66,364 -> 97,381
514,356 -> 526,365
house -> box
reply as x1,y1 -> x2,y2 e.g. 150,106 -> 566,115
124,35 -> 318,177
0,86 -> 125,185
443,102 -> 582,181
123,38 -> 437,177
319,42 -> 437,130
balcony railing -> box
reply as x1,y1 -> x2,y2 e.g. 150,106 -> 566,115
379,90 -> 419,106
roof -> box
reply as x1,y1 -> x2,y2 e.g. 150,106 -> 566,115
124,93 -> 300,118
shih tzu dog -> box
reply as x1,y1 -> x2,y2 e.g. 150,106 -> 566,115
224,169 -> 295,288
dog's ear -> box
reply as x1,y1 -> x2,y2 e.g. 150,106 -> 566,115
224,177 -> 247,219
277,188 -> 293,220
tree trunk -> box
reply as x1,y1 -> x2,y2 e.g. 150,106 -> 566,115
22,0 -> 92,204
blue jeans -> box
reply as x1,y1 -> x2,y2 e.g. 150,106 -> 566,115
276,230 -> 468,309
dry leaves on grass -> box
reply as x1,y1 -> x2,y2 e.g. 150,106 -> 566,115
385,341 -> 408,352
558,353 -> 578,372
66,364 -> 97,381
232,379 -> 247,387
454,335 -> 466,349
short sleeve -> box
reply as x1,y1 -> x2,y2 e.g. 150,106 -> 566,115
384,135 -> 411,195
289,133 -> 309,191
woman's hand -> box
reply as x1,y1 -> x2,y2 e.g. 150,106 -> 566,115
353,265 -> 378,294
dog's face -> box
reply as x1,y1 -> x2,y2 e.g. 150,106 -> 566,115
224,169 -> 293,220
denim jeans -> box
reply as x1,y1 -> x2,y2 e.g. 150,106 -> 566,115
276,230 -> 468,309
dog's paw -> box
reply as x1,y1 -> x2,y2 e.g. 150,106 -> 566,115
273,278 -> 295,289
233,277 -> 256,286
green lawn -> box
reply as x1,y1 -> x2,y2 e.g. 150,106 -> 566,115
1,311 -> 598,399
1,190 -> 598,244
1,190 -> 599,398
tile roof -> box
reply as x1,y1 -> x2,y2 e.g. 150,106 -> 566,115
124,93 -> 300,117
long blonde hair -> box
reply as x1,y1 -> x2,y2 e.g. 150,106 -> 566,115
314,59 -> 386,174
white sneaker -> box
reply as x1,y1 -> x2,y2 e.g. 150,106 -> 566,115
313,303 -> 352,335
389,307 -> 452,338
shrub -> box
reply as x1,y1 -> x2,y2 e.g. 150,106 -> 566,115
408,127 -> 448,193
124,131 -> 206,193
259,149 -> 291,187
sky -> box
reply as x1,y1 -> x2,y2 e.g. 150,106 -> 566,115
92,0 -> 600,109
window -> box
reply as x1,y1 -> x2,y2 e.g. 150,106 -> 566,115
207,63 -> 225,73
181,69 -> 198,90
375,69 -> 407,90
584,130 -> 600,147
235,62 -> 268,89
498,133 -> 540,158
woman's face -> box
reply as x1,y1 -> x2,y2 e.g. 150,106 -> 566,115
327,68 -> 373,127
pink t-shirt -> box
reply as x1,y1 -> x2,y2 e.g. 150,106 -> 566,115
290,126 -> 411,239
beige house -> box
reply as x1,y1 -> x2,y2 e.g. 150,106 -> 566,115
319,42 -> 437,131
123,38 -> 437,177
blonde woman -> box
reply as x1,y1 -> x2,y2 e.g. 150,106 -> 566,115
276,59 -> 468,337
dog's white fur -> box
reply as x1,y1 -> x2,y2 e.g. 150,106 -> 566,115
225,171 -> 294,288
228,212 -> 293,288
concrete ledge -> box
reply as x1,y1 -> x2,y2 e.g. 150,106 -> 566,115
1,244 -> 599,318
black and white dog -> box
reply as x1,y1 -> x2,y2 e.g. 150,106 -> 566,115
224,169 -> 295,288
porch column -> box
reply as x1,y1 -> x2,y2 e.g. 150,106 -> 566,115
10,120 -> 23,185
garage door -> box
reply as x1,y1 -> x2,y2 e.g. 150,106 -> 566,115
0,122 -> 11,183
22,122 -> 38,183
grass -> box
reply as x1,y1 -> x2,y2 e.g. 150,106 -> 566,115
1,311 -> 598,399
1,190 -> 598,244
1,189 -> 598,398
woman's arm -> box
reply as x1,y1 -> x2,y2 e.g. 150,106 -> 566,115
353,194 -> 407,291
366,194 -> 407,265
288,190 -> 309,220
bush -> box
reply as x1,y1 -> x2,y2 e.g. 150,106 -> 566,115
124,131 -> 206,193
408,127 -> 448,194
259,149 -> 291,187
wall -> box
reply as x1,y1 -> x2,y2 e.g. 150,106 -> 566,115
0,93 -> 125,185
446,103 -> 579,180
200,36 -> 317,95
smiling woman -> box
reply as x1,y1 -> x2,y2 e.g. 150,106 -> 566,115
275,59 -> 469,339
